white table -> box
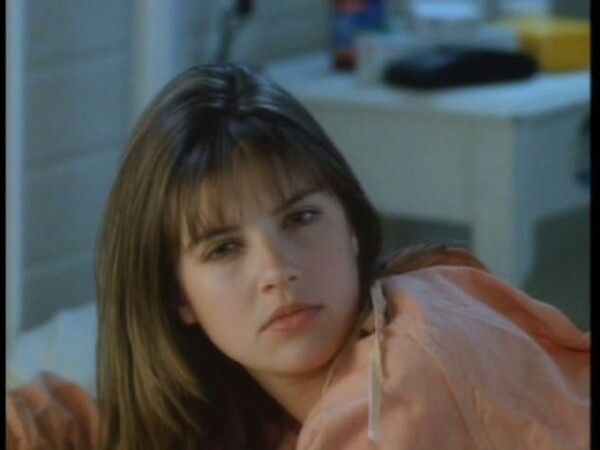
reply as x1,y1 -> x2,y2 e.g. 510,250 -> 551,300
265,53 -> 590,286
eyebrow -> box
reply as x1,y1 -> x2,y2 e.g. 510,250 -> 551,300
270,187 -> 319,215
185,187 -> 320,251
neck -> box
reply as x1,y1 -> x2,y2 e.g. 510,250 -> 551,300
250,363 -> 332,423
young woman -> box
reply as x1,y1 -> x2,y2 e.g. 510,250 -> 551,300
7,64 -> 589,450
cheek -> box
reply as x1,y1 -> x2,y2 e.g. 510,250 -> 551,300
307,228 -> 360,303
192,301 -> 254,364
179,267 -> 253,354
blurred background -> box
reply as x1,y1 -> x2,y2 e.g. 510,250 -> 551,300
6,0 -> 589,391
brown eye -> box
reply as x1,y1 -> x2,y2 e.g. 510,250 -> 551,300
284,209 -> 320,228
206,241 -> 240,261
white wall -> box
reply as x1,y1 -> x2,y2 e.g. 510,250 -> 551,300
176,0 -> 328,66
7,0 -> 26,350
21,1 -> 132,330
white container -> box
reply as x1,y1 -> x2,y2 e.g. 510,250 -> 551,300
407,0 -> 486,30
356,28 -> 427,84
422,23 -> 519,50
498,0 -> 554,17
356,23 -> 519,84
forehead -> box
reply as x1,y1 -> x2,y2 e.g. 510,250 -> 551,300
177,152 -> 327,244
199,170 -> 313,225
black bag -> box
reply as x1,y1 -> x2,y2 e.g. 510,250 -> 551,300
383,46 -> 538,89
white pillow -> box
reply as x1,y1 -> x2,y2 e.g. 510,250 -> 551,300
6,301 -> 97,395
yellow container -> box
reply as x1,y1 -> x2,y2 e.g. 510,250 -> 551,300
496,16 -> 590,72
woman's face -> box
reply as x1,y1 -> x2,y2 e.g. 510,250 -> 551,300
177,180 -> 360,381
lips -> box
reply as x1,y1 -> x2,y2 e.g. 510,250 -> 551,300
262,302 -> 322,332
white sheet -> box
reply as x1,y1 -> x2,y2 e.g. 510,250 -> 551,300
6,301 -> 97,395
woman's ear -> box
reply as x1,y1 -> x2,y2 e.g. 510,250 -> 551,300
178,305 -> 198,325
351,234 -> 359,256
172,280 -> 197,324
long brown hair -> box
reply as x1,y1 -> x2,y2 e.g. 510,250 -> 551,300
96,62 -> 476,449
96,64 -> 387,449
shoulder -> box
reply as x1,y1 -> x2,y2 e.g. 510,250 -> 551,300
298,262 -> 590,450
379,265 -> 590,448
6,372 -> 100,449
381,264 -> 589,350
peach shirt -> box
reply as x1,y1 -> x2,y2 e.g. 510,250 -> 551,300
296,266 -> 589,449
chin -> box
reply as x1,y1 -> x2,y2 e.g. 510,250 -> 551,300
281,337 -> 347,376
277,359 -> 331,378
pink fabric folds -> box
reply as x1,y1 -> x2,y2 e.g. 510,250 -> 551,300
6,372 -> 100,450
297,266 -> 590,450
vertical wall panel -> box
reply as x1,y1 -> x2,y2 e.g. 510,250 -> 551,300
21,2 -> 133,329
7,0 -> 26,348
24,150 -> 122,266
23,252 -> 97,330
26,55 -> 130,166
26,0 -> 131,67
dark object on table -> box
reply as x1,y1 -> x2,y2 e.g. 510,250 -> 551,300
383,47 -> 538,89
215,0 -> 254,62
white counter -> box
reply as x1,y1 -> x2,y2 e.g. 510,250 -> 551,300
265,53 -> 590,285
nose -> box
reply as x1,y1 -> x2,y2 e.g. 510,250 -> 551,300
256,239 -> 300,295
260,266 -> 300,294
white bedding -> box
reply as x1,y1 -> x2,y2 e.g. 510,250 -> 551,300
6,301 -> 97,395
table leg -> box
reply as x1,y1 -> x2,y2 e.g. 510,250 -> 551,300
468,119 -> 536,287
471,210 -> 535,287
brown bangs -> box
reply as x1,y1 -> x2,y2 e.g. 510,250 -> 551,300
164,133 -> 331,259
